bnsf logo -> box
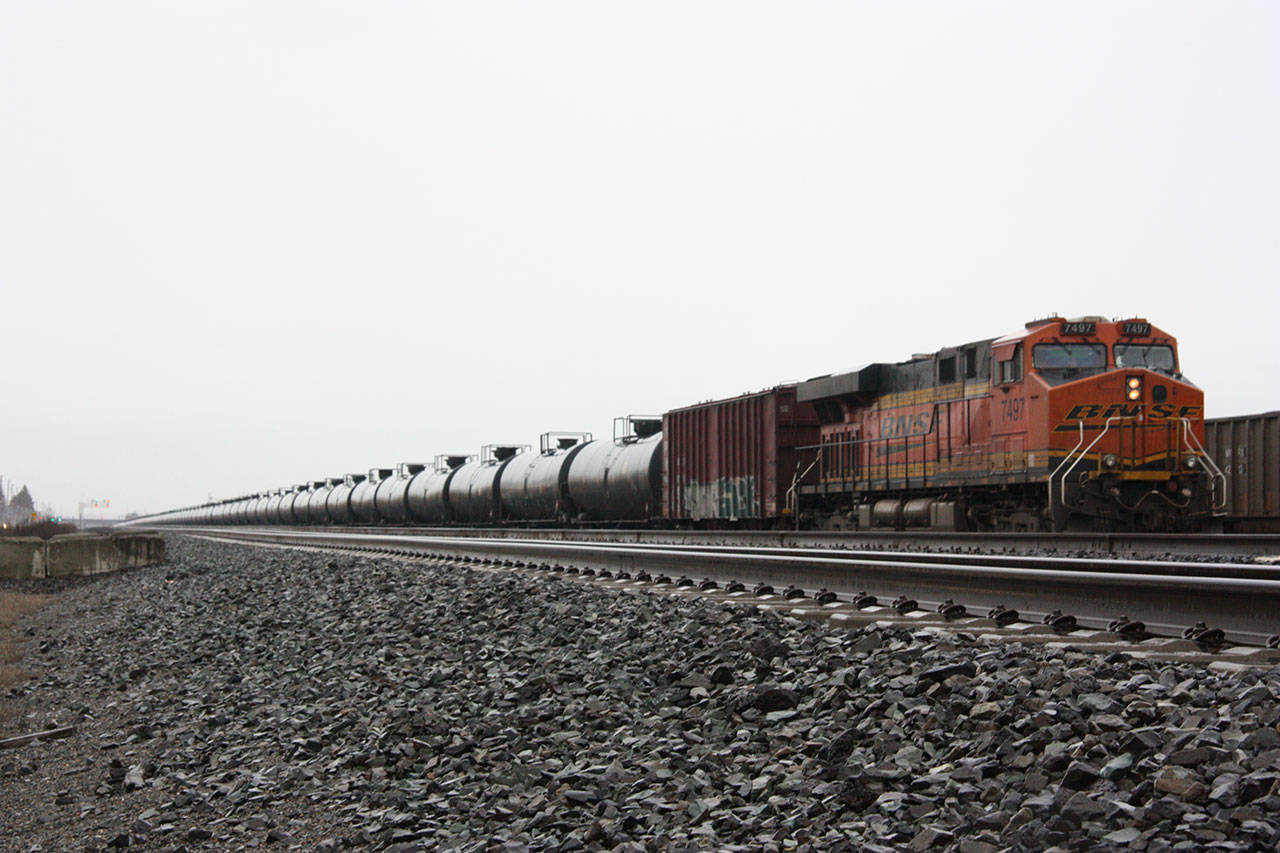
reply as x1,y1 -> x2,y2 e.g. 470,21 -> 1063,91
881,411 -> 935,438
1064,403 -> 1202,419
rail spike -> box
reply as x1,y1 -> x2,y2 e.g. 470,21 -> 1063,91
1182,622 -> 1226,650
1108,616 -> 1150,641
988,605 -> 1019,627
891,596 -> 917,615
1042,610 -> 1078,633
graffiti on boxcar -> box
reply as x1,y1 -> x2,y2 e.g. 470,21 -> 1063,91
682,476 -> 758,520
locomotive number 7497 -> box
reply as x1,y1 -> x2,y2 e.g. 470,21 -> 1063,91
1000,397 -> 1025,423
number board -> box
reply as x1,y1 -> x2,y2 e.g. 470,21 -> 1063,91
1060,322 -> 1095,335
1120,322 -> 1151,337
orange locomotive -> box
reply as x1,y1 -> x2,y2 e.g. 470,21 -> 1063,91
796,316 -> 1225,531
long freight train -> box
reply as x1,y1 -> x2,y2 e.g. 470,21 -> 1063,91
128,316 -> 1226,533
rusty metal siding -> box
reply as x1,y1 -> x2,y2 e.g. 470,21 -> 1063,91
662,386 -> 820,522
1205,412 -> 1280,520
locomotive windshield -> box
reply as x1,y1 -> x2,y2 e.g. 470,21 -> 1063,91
1114,343 -> 1176,372
1032,342 -> 1107,384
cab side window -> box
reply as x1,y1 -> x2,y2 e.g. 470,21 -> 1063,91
998,344 -> 1023,384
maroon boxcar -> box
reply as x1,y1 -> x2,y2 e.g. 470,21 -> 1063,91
1205,411 -> 1280,531
662,386 -> 820,524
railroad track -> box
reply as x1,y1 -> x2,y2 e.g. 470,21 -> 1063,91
162,526 -> 1280,659
228,525 -> 1280,560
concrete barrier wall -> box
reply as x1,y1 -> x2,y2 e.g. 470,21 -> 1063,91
0,533 -> 164,578
46,534 -> 122,577
0,537 -> 47,579
111,533 -> 166,568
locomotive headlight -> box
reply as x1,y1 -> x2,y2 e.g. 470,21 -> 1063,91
1102,453 -> 1119,469
1126,376 -> 1142,401
1184,454 -> 1199,469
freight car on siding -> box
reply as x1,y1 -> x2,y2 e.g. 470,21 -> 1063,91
792,316 -> 1224,532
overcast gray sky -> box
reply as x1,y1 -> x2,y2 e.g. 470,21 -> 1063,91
3,1 -> 1277,517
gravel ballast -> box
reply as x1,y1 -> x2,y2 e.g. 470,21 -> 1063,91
1,535 -> 1279,851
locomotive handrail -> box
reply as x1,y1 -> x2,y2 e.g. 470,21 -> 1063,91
1048,420 -> 1088,516
1179,417 -> 1227,510
787,450 -> 822,530
1056,415 -> 1128,509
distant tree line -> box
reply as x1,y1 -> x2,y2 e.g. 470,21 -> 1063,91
0,478 -> 75,538
0,477 -> 51,527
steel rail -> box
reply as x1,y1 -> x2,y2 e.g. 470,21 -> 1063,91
181,524 -> 1279,559
170,526 -> 1280,647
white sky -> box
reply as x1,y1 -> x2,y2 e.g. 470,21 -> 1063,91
2,2 -> 1277,517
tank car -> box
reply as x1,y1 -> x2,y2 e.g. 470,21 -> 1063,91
374,463 -> 426,524
276,485 -> 306,525
305,478 -> 339,525
348,469 -> 389,523
325,474 -> 365,524
566,418 -> 663,522
447,446 -> 528,524
405,456 -> 470,524
286,482 -> 320,524
238,495 -> 257,526
252,493 -> 272,525
498,433 -> 592,523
